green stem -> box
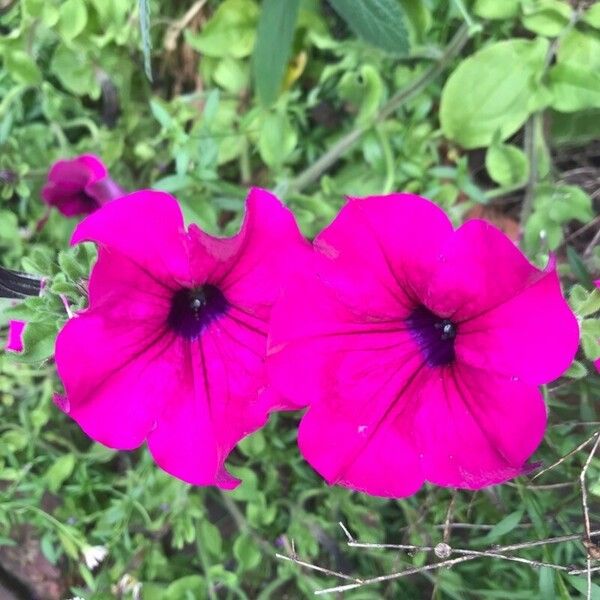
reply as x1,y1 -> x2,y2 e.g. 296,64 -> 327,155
287,23 -> 471,195
196,532 -> 218,600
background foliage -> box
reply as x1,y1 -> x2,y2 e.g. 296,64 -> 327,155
0,0 -> 600,598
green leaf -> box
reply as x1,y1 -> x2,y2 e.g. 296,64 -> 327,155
567,245 -> 594,289
567,575 -> 600,600
574,289 -> 600,317
233,534 -> 261,571
253,0 -> 300,105
139,0 -> 153,80
474,0 -> 519,20
4,50 -> 42,85
328,0 -> 409,55
551,109 -> 600,145
539,566 -> 556,600
258,111 -> 297,168
584,3 -> 600,28
558,29 -> 600,71
185,0 -> 259,59
521,0 -> 572,37
50,46 -> 100,98
58,0 -> 88,41
19,320 -> 59,363
44,453 -> 75,492
485,142 -> 529,186
166,576 -> 205,600
198,520 -> 222,558
480,510 -> 524,544
440,38 -> 549,148
548,63 -> 600,112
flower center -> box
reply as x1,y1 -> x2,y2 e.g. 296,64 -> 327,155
167,284 -> 228,339
405,306 -> 457,367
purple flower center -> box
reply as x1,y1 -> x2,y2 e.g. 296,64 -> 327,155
167,284 -> 228,339
405,306 -> 457,367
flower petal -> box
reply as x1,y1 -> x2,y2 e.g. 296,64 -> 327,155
315,194 -> 453,314
72,190 -> 191,287
412,363 -> 547,489
456,265 -> 579,383
189,188 -> 310,315
148,315 -> 280,488
425,220 -> 544,320
55,312 -> 176,449
297,350 -> 426,498
5,320 -> 25,352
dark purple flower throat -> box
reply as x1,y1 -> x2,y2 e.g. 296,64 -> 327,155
406,305 -> 457,367
168,284 -> 228,339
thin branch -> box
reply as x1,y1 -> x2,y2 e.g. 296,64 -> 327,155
286,24 -> 471,194
531,431 -> 599,480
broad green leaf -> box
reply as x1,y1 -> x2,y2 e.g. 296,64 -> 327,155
567,575 -> 600,600
539,566 -> 556,600
165,576 -> 205,600
440,38 -> 549,148
214,57 -> 249,94
399,0 -> 432,44
253,0 -> 300,105
584,3 -> 600,28
521,0 -> 572,37
19,320 -> 59,363
551,108 -> 600,145
233,534 -> 261,571
474,0 -> 519,20
328,0 -> 409,55
548,63 -> 600,112
45,453 -> 75,492
198,520 -> 222,558
258,111 -> 297,168
558,29 -> 600,70
485,142 -> 529,186
58,0 -> 88,41
50,46 -> 100,98
185,0 -> 259,59
4,50 -> 42,85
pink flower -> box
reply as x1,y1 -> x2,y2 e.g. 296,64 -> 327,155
42,154 -> 123,217
5,320 -> 25,352
55,188 -> 307,488
268,194 -> 579,498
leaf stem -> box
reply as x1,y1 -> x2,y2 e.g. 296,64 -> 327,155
287,23 -> 471,195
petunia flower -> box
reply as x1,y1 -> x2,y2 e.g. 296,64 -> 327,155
5,320 -> 25,352
42,154 -> 124,217
268,194 -> 579,498
55,188 -> 307,488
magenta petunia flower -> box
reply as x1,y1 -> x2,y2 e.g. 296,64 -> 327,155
55,188 -> 308,488
42,154 -> 123,217
5,320 -> 25,352
268,194 -> 579,498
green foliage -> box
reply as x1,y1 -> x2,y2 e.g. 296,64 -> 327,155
0,0 -> 599,598
253,0 -> 300,105
327,0 -> 409,55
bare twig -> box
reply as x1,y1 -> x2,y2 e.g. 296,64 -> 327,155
531,431 -> 599,480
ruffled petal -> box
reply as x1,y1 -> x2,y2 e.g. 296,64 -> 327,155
412,363 -> 547,489
55,312 -> 177,449
425,219 -> 545,320
297,349 -> 425,497
148,314 -> 281,488
189,188 -> 310,317
456,265 -> 579,383
314,194 -> 453,315
72,191 -> 191,287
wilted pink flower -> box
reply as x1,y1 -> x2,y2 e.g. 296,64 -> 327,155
55,188 -> 307,488
5,320 -> 25,352
268,194 -> 579,498
42,154 -> 123,217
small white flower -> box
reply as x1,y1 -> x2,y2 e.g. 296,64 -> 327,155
82,545 -> 108,569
